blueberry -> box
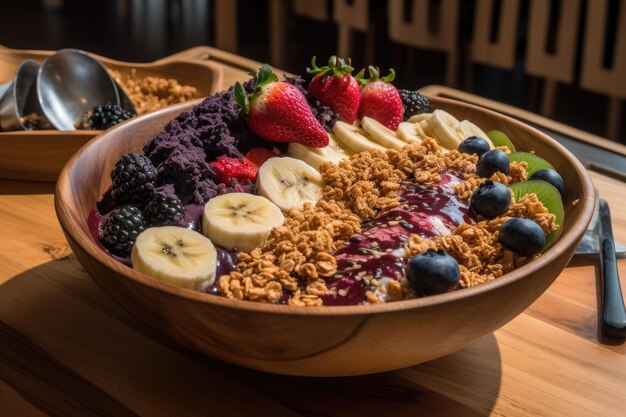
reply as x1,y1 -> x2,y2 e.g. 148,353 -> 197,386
406,249 -> 460,295
477,149 -> 510,178
499,218 -> 545,257
530,169 -> 564,195
458,136 -> 490,157
470,181 -> 511,219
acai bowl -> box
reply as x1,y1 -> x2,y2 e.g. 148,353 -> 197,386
56,58 -> 594,376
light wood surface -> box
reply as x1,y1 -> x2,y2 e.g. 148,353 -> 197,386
0,46 -> 223,182
2,54 -> 625,415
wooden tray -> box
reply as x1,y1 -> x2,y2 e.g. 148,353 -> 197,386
0,46 -> 224,182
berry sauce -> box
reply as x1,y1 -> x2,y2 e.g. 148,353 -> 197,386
321,172 -> 471,306
87,204 -> 239,278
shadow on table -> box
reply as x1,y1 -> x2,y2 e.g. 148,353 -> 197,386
1,259 -> 502,417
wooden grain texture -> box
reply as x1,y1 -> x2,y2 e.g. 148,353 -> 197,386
0,47 -> 223,182
1,170 -> 624,416
1,60 -> 625,415
53,92 -> 594,376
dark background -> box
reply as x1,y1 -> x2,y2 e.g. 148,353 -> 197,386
1,0 -> 623,143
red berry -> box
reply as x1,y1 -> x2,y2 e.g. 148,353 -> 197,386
356,66 -> 403,130
210,156 -> 258,184
307,56 -> 360,123
245,147 -> 277,167
234,65 -> 329,148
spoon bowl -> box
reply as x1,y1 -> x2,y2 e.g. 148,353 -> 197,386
38,49 -> 120,131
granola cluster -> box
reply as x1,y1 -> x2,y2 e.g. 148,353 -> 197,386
407,193 -> 557,289
320,139 -> 477,219
218,139 -> 556,307
219,201 -> 360,306
110,69 -> 198,115
454,156 -> 528,200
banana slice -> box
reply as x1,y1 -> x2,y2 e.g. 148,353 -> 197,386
360,117 -> 408,150
332,120 -> 387,153
202,192 -> 284,252
256,157 -> 324,211
419,119 -> 436,137
396,122 -> 423,143
407,113 -> 432,123
131,226 -> 217,291
427,109 -> 463,149
288,133 -> 350,169
458,120 -> 494,149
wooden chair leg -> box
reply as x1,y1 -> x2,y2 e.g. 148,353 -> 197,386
215,0 -> 238,53
607,97 -> 623,142
269,0 -> 289,69
337,25 -> 352,58
541,80 -> 558,119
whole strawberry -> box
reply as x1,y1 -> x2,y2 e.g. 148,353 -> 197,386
234,65 -> 329,148
307,56 -> 360,124
356,66 -> 403,131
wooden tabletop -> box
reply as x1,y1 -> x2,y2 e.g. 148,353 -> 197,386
2,52 -> 626,417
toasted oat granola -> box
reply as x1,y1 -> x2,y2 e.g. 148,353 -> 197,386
218,139 -> 557,306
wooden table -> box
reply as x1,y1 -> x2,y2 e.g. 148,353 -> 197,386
2,52 -> 626,417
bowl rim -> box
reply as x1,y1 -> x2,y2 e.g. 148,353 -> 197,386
55,96 -> 595,317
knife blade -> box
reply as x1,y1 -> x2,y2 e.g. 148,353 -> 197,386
598,199 -> 626,339
573,200 -> 626,260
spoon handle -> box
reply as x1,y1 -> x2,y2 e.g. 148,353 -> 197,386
598,199 -> 626,339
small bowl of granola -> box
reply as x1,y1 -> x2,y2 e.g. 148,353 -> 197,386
56,60 -> 594,376
0,46 -> 221,181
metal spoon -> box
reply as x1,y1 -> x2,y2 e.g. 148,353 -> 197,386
0,60 -> 49,131
37,49 -> 120,131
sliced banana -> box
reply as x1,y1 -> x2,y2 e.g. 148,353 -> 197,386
131,226 -> 217,291
396,122 -> 423,143
332,120 -> 387,153
419,119 -> 436,137
202,192 -> 284,252
458,120 -> 494,149
360,117 -> 408,150
407,113 -> 432,123
256,157 -> 324,211
288,133 -> 350,169
427,109 -> 463,149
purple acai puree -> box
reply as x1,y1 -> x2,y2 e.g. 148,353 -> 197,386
321,172 -> 472,306
142,80 -> 262,205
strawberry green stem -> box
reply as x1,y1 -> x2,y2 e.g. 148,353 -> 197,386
306,55 -> 354,81
234,63 -> 278,116
355,65 -> 396,86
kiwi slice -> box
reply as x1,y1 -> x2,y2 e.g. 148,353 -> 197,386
486,130 -> 516,152
508,152 -> 554,177
509,180 -> 564,249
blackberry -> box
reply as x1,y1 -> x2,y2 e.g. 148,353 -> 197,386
111,153 -> 157,205
84,104 -> 135,130
398,90 -> 431,120
101,206 -> 145,257
284,76 -> 338,132
143,194 -> 185,226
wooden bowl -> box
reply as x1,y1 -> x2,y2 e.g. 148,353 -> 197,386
55,97 -> 595,376
0,47 -> 223,182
